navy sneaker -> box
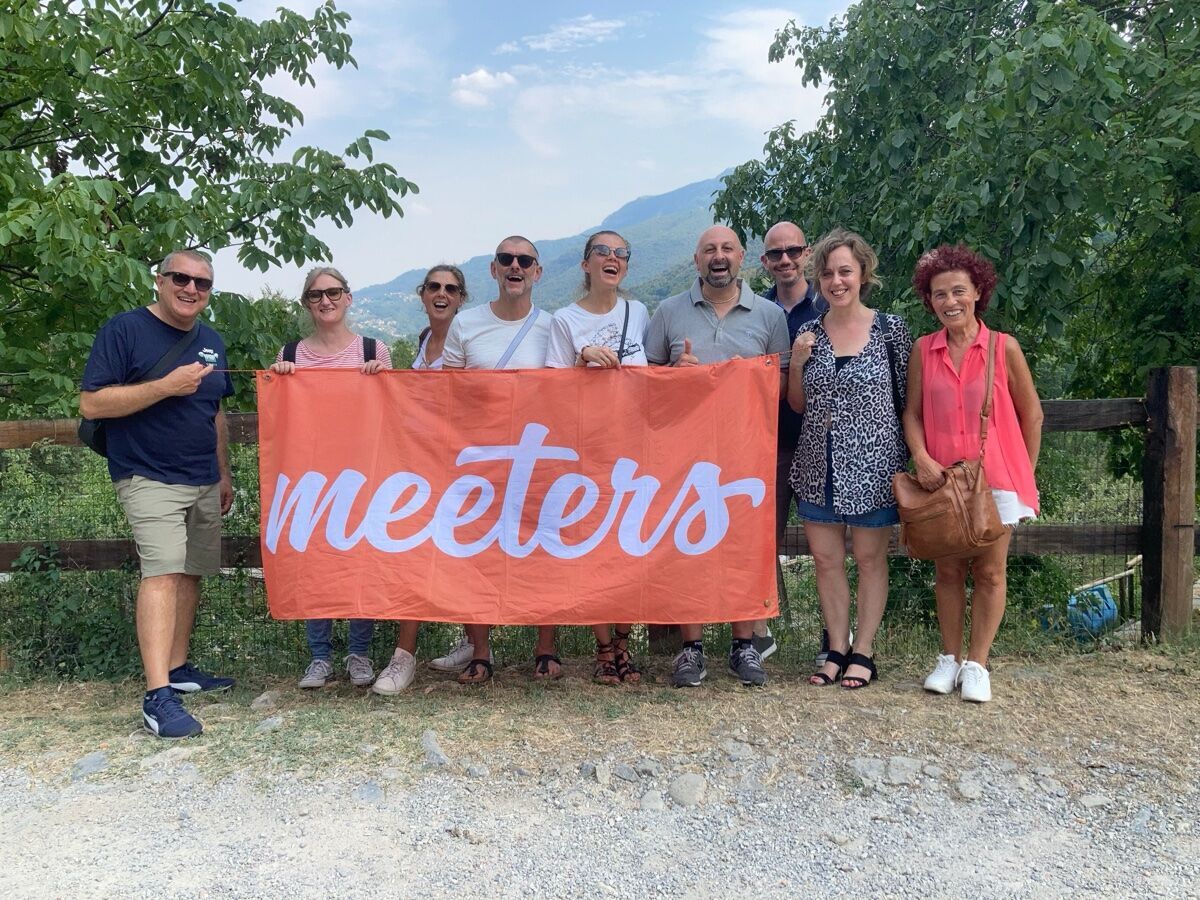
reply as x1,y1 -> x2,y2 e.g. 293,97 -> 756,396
729,642 -> 768,686
169,662 -> 235,693
143,687 -> 203,739
671,644 -> 707,688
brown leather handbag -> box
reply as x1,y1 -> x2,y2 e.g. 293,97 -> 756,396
892,332 -> 1006,560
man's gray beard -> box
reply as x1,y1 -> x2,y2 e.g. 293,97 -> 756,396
703,271 -> 735,289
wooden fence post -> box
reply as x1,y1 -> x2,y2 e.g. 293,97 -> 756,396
1141,367 -> 1198,641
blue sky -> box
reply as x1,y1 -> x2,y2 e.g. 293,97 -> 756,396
218,1 -> 846,296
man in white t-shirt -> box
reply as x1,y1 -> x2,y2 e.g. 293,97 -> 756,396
437,235 -> 557,684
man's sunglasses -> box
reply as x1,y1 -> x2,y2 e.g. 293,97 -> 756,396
495,252 -> 538,269
586,244 -> 631,260
303,287 -> 347,304
161,271 -> 214,292
763,245 -> 808,263
420,280 -> 463,297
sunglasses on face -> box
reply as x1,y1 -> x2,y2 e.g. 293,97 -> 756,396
421,280 -> 462,297
303,286 -> 347,305
763,245 -> 808,263
586,243 -> 631,260
161,271 -> 214,292
495,252 -> 538,269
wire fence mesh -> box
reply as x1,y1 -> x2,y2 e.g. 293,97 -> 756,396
0,430 -> 1163,680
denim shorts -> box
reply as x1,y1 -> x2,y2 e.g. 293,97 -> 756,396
794,434 -> 899,529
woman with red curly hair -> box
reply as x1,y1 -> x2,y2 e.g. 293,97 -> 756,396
903,245 -> 1043,702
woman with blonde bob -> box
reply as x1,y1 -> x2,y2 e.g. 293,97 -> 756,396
270,266 -> 393,691
904,244 -> 1042,703
787,229 -> 912,690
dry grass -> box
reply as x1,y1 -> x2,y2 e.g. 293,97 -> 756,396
1,648 -> 1197,793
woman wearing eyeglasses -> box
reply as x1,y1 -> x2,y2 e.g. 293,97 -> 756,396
269,266 -> 393,691
546,230 -> 649,684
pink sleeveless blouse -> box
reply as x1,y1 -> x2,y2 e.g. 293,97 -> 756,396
919,322 -> 1039,513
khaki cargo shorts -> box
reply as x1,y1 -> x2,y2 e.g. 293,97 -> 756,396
115,476 -> 222,578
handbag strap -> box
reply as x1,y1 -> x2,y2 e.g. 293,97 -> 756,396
617,299 -> 631,361
978,330 -> 997,462
147,322 -> 201,380
882,316 -> 903,416
495,307 -> 540,369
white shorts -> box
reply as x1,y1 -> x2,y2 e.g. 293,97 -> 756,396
992,489 -> 1036,527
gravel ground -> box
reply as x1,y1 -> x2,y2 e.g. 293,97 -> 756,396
2,713 -> 1197,898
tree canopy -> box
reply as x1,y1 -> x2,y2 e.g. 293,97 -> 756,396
715,0 -> 1199,399
0,0 -> 417,413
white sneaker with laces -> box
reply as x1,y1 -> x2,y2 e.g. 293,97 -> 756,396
298,658 -> 335,689
958,660 -> 992,703
372,648 -> 416,695
923,654 -> 961,694
345,653 -> 375,687
428,637 -> 493,673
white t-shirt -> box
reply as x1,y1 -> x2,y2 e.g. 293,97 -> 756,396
545,298 -> 651,368
443,303 -> 552,369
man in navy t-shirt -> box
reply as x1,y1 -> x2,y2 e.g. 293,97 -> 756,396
756,221 -> 828,665
80,249 -> 236,739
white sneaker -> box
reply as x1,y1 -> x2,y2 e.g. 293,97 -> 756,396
345,653 -> 375,687
958,660 -> 992,703
428,637 -> 492,673
372,648 -> 416,695
923,654 -> 961,694
298,658 -> 334,689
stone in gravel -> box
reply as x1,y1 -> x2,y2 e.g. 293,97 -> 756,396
922,764 -> 944,779
635,758 -> 664,777
71,751 -> 108,781
736,774 -> 767,794
829,833 -> 850,847
1013,774 -> 1035,792
1033,766 -> 1056,778
447,825 -> 485,845
467,764 -> 490,779
421,730 -> 452,768
613,764 -> 638,783
720,739 -> 755,762
509,766 -> 531,778
352,782 -> 385,805
849,757 -> 886,789
669,773 -> 706,807
640,790 -> 665,812
379,767 -> 403,782
594,762 -> 612,786
255,715 -> 283,734
250,691 -> 281,711
579,761 -> 597,778
138,746 -> 198,772
957,776 -> 984,800
885,756 -> 922,786
995,760 -> 1019,774
1038,777 -> 1068,798
1080,793 -> 1110,810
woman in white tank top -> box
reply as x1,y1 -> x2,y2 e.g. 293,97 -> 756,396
412,264 -> 468,370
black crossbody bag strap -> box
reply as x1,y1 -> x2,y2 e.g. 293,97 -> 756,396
617,300 -> 631,361
283,340 -> 299,364
363,337 -> 376,362
883,317 -> 903,417
147,322 -> 201,379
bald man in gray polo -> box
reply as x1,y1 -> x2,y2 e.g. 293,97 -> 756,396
645,225 -> 789,688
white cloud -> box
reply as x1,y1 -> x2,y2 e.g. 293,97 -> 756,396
450,68 -> 518,107
518,15 -> 626,53
494,41 -> 520,55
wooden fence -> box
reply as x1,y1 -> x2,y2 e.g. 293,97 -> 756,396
2,367 -> 1196,640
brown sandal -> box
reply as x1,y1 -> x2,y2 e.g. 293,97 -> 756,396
612,629 -> 642,684
593,641 -> 620,685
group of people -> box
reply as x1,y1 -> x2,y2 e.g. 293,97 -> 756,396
79,220 -> 1043,739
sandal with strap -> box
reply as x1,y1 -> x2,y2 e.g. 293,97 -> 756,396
612,629 -> 641,684
533,653 -> 563,680
457,658 -> 494,685
809,649 -> 848,686
593,642 -> 620,685
842,652 -> 878,690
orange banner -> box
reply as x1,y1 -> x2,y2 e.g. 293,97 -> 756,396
257,358 -> 779,624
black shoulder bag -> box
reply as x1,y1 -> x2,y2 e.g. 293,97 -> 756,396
78,322 -> 200,457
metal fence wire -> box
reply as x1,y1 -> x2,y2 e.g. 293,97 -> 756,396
0,431 -> 1153,679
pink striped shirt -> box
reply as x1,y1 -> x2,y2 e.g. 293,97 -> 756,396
919,322 -> 1039,513
273,335 -> 393,370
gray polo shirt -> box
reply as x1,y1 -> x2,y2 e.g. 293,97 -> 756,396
645,278 -> 790,365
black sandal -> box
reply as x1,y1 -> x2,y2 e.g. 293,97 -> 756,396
612,629 -> 641,684
593,642 -> 620,685
533,654 -> 563,680
809,649 -> 848,686
457,658 -> 493,685
842,652 -> 878,690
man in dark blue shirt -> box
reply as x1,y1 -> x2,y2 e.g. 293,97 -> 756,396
80,250 -> 235,738
754,221 -> 828,663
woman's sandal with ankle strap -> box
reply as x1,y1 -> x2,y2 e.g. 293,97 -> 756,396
593,641 -> 620,685
842,652 -> 878,690
612,629 -> 641,684
809,649 -> 848,686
